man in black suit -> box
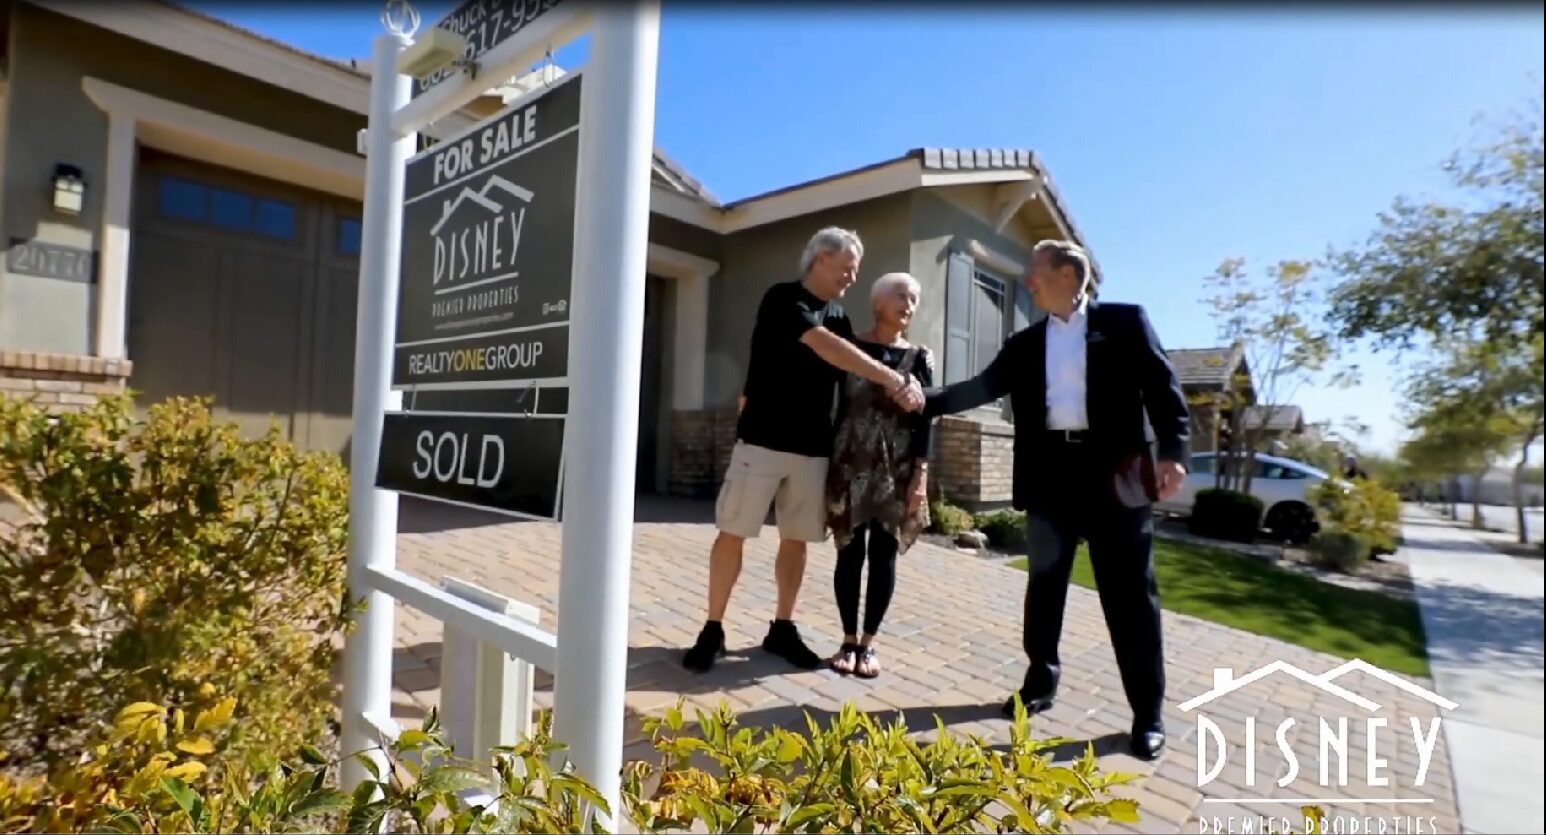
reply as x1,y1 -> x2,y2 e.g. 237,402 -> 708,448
923,239 -> 1190,761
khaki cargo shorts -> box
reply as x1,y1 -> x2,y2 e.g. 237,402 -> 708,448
715,441 -> 829,543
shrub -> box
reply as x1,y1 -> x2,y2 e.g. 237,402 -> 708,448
626,700 -> 1140,833
1312,478 -> 1401,557
0,696 -> 599,834
1188,488 -> 1266,543
1306,530 -> 1370,573
0,394 -> 352,772
928,500 -> 975,536
973,509 -> 1028,551
2,697 -> 1146,834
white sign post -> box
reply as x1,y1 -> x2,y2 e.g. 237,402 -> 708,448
342,0 -> 659,825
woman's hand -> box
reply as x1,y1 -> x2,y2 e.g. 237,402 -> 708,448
906,471 -> 928,516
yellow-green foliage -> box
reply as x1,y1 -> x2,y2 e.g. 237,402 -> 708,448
625,700 -> 1142,833
4,695 -> 1150,834
0,394 -> 352,770
1310,476 -> 1402,569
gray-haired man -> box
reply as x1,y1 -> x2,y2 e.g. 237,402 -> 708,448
923,239 -> 1190,760
683,227 -> 924,673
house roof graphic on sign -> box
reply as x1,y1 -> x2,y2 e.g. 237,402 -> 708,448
1177,658 -> 1459,714
431,175 -> 535,236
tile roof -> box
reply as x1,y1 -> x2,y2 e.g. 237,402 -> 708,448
909,148 -> 1098,281
1242,404 -> 1306,433
1168,345 -> 1246,388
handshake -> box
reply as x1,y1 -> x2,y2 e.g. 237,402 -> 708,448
886,372 -> 925,413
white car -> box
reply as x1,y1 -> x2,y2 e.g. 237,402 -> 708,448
1155,451 -> 1335,543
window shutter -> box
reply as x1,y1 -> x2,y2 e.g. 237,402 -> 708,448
944,252 -> 975,384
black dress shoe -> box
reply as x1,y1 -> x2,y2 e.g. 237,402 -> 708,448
1001,690 -> 1056,719
1129,726 -> 1166,761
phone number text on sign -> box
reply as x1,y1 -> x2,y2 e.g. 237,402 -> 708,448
414,0 -> 567,96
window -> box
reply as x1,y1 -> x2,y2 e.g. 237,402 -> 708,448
1189,454 -> 1216,474
255,200 -> 298,239
970,269 -> 1007,378
159,178 -> 207,221
210,188 -> 254,230
156,175 -> 298,241
944,252 -> 1041,417
338,218 -> 363,255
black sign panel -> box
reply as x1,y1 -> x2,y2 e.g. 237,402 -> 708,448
392,324 -> 567,388
376,411 -> 564,520
6,239 -> 95,284
413,0 -> 569,98
393,74 -> 581,390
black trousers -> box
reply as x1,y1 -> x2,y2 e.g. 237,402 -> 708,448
1020,441 -> 1165,729
834,521 -> 899,637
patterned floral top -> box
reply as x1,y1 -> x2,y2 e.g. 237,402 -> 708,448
826,339 -> 935,553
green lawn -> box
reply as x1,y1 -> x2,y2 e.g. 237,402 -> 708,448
1008,540 -> 1430,677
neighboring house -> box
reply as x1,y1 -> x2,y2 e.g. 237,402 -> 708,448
1167,344 -> 1256,454
1241,404 -> 1306,452
0,1 -> 1097,507
1451,471 -> 1546,507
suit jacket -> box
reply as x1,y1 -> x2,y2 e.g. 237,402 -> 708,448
923,301 -> 1190,511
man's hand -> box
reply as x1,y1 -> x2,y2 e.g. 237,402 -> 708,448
889,375 -> 924,412
906,472 -> 928,516
1157,460 -> 1187,500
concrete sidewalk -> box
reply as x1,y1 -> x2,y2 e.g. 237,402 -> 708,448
1398,506 -> 1546,834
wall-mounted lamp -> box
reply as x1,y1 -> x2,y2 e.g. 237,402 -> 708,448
52,164 -> 86,215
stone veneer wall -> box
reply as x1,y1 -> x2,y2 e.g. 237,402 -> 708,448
930,415 -> 1014,509
0,351 -> 132,412
667,408 -> 739,498
665,409 -> 1017,509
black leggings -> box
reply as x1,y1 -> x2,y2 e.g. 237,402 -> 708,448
834,521 -> 899,638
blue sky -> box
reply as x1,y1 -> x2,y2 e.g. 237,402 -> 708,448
195,2 -> 1544,455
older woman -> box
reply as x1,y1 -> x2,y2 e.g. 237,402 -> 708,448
826,272 -> 934,679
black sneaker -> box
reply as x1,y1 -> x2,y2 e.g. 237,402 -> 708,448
761,620 -> 823,670
682,622 -> 726,673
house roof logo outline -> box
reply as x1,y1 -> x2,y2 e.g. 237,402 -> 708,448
1177,658 -> 1459,714
431,174 -> 535,237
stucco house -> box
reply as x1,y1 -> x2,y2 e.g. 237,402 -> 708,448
0,0 -> 1098,508
1168,344 -> 1255,455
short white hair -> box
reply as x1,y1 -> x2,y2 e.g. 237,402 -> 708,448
871,271 -> 921,304
799,226 -> 863,275
1032,239 -> 1092,292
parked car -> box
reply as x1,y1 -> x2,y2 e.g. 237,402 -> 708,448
1155,451 -> 1337,544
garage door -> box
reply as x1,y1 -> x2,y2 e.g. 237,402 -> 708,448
127,150 -> 362,455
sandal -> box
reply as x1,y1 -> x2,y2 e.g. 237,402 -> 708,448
829,642 -> 860,675
854,645 -> 880,679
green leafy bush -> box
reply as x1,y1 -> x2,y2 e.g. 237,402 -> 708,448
973,509 -> 1028,551
0,696 -> 600,834
1188,488 -> 1265,543
0,394 -> 352,772
626,700 -> 1140,833
2,696 -> 1146,834
928,500 -> 975,537
1306,530 -> 1369,573
1307,477 -> 1403,570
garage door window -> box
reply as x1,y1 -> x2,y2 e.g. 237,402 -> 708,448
157,176 -> 298,242
338,218 -> 362,255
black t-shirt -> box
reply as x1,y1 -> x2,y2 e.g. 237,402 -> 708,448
840,338 -> 935,459
736,280 -> 854,457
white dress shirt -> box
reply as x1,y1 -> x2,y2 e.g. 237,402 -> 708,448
1044,298 -> 1089,430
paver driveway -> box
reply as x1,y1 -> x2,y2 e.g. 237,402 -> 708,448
390,497 -> 1460,833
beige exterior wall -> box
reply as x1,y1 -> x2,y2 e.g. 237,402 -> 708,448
0,2 -> 362,359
